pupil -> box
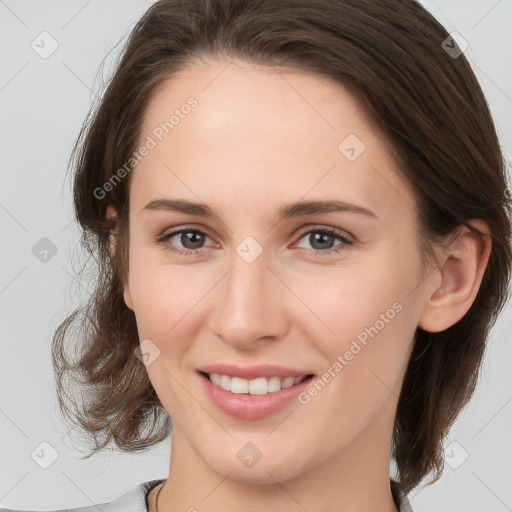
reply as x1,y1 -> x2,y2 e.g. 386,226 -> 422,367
182,232 -> 204,249
311,232 -> 333,250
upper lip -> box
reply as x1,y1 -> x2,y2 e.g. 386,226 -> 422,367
198,363 -> 314,380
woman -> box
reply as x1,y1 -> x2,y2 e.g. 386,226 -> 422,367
43,0 -> 511,511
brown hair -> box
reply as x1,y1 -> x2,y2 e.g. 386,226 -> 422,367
52,0 -> 512,494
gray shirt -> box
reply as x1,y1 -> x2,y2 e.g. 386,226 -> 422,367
1,477 -> 414,511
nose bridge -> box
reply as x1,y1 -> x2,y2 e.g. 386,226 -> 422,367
209,247 -> 286,346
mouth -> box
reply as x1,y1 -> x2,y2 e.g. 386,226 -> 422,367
198,371 -> 316,396
197,369 -> 316,420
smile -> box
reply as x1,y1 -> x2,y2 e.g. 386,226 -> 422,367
205,372 -> 311,395
198,371 -> 316,420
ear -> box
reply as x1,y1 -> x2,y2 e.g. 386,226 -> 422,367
418,219 -> 492,333
106,205 -> 134,311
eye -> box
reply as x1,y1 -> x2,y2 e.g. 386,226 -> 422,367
294,227 -> 354,255
156,225 -> 354,257
157,226 -> 214,256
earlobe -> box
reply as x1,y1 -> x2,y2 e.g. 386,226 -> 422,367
418,219 -> 492,333
123,284 -> 134,311
106,205 -> 134,312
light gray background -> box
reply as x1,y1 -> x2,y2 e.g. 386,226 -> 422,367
0,1 -> 511,511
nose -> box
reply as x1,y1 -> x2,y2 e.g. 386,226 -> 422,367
207,249 -> 289,350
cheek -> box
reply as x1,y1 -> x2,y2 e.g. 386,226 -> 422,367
126,255 -> 214,349
302,244 -> 418,397
298,251 -> 411,345
126,261 -> 208,409
297,286 -> 414,446
316,281 -> 411,394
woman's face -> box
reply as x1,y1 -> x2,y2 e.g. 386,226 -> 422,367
119,58 -> 434,483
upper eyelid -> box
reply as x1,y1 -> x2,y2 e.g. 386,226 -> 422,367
161,224 -> 215,242
295,224 -> 353,240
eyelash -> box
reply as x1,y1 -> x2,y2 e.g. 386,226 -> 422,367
156,224 -> 354,257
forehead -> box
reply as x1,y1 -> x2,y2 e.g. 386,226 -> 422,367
129,58 -> 415,224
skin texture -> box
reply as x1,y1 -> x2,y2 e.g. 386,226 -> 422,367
108,58 -> 491,512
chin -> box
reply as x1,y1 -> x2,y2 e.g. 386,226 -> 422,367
216,462 -> 299,485
203,441 -> 307,484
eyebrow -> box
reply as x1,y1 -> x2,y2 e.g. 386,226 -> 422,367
141,198 -> 378,220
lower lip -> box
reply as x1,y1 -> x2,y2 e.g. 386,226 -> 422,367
197,371 -> 315,420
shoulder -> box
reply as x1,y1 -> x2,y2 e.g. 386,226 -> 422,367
0,480 -> 165,512
390,477 -> 415,512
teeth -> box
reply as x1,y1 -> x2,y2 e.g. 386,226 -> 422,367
208,373 -> 307,395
